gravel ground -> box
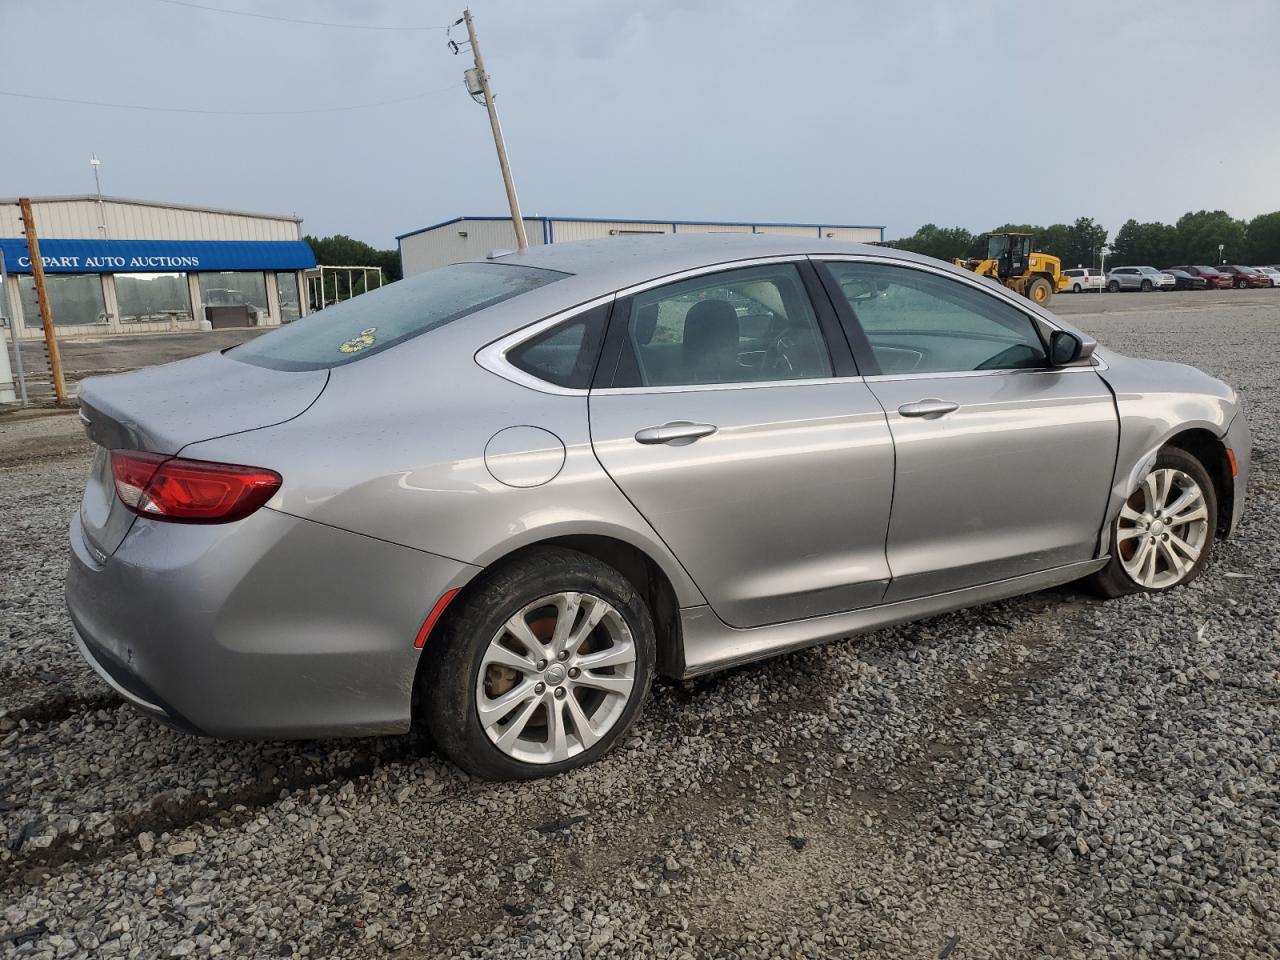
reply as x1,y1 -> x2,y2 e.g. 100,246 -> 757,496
1,289 -> 1276,959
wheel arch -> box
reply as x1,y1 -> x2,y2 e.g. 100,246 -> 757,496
1163,428 -> 1234,537
426,534 -> 688,680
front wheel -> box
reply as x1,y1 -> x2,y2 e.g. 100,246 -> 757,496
1026,276 -> 1053,305
1236,279 -> 1247,289
1086,447 -> 1217,598
1140,279 -> 1153,292
418,547 -> 655,780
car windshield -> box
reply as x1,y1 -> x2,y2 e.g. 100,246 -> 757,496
1195,266 -> 1219,275
232,262 -> 568,371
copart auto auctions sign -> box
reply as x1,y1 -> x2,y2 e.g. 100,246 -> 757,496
15,254 -> 202,270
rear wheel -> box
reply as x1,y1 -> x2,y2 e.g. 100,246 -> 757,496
419,547 -> 655,780
1107,280 -> 1120,293
1086,447 -> 1217,598
1072,283 -> 1083,293
1026,276 -> 1053,305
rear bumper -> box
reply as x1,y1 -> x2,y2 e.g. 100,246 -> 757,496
66,508 -> 478,738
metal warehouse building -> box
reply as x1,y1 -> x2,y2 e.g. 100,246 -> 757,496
0,195 -> 315,339
397,215 -> 886,276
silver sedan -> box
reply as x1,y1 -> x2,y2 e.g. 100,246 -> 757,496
68,235 -> 1250,779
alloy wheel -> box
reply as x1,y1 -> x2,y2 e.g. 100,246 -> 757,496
1116,468 -> 1210,589
475,592 -> 636,764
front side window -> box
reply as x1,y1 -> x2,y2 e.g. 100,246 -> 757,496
115,272 -> 192,324
234,262 -> 567,371
612,263 -> 831,387
824,261 -> 1047,375
18,273 -> 107,328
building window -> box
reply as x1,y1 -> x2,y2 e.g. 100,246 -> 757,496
197,271 -> 268,325
275,272 -> 301,323
115,272 -> 193,325
18,274 -> 108,328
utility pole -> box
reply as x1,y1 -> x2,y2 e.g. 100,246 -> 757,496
18,198 -> 67,405
457,8 -> 528,251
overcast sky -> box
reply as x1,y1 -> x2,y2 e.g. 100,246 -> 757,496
4,0 -> 1279,247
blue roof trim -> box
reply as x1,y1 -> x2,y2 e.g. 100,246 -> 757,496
396,215 -> 886,241
0,238 -> 316,275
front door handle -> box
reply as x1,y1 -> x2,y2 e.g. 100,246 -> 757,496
634,421 -> 718,445
897,399 -> 959,419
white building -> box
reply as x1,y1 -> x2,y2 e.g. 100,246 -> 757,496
397,215 -> 886,277
0,195 -> 315,339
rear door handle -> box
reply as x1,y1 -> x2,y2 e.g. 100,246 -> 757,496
897,399 -> 959,419
634,421 -> 718,445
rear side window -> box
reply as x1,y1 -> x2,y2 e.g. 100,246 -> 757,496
232,262 -> 567,371
610,263 -> 832,388
507,304 -> 608,389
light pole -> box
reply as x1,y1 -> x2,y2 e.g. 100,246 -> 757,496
1218,242 -> 1225,265
1100,244 -> 1111,290
90,153 -> 107,238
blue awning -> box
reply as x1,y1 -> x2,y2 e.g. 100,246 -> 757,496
0,238 -> 316,275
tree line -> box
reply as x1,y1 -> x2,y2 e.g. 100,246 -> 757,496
304,234 -> 403,283
885,211 -> 1280,269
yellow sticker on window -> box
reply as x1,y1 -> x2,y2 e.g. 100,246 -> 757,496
339,327 -> 378,354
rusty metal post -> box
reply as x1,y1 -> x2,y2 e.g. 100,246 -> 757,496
18,197 -> 67,404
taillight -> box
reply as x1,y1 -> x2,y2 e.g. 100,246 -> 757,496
109,450 -> 281,523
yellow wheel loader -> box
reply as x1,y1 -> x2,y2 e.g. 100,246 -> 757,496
954,233 -> 1063,306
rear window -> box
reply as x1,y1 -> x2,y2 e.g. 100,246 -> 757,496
232,262 -> 568,371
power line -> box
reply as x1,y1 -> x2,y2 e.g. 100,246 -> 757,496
0,85 -> 458,116
148,0 -> 449,31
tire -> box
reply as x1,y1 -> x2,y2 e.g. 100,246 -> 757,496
1140,279 -> 1153,292
418,546 -> 656,780
1086,446 -> 1218,599
1236,279 -> 1247,289
1107,280 -> 1120,293
1026,276 -> 1053,305
1072,283 -> 1082,293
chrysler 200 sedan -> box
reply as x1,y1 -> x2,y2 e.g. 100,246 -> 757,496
68,235 -> 1250,780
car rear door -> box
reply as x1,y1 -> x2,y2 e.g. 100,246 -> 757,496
817,257 -> 1119,602
588,259 -> 896,629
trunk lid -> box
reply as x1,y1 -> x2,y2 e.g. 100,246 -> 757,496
76,350 -> 327,558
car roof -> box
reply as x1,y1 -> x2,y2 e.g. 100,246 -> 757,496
462,233 -> 928,293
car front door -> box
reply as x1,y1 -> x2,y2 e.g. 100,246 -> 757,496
588,260 -> 896,629
818,258 -> 1119,602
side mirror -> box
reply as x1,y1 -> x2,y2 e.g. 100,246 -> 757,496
1048,329 -> 1084,366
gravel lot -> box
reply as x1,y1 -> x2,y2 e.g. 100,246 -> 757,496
1,289 -> 1277,959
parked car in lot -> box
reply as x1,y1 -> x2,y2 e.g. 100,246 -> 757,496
1215,264 -> 1271,288
1254,266 -> 1280,287
1107,266 -> 1177,292
1165,269 -> 1208,291
1062,267 -> 1106,292
68,235 -> 1250,779
1164,265 -> 1232,289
